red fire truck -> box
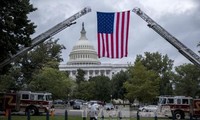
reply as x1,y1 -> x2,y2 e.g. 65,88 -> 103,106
158,96 -> 200,119
0,91 -> 53,115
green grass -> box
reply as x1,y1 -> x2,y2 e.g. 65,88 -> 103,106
0,115 -> 80,120
0,115 -> 171,120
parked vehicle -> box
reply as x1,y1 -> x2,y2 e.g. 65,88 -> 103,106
104,103 -> 114,110
88,100 -> 102,110
53,99 -> 64,105
139,105 -> 158,112
0,91 -> 53,115
73,101 -> 83,109
69,99 -> 85,106
158,95 -> 200,119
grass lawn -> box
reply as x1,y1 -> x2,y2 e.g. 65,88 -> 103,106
0,115 -> 171,120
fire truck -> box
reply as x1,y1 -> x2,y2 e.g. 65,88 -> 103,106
0,91 -> 53,115
0,6 -> 91,115
157,95 -> 200,119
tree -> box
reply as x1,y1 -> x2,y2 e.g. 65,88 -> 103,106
0,38 -> 66,91
111,70 -> 129,101
124,62 -> 160,103
72,68 -> 86,99
135,52 -> 174,95
0,0 -> 36,73
89,75 -> 111,102
73,81 -> 94,100
76,68 -> 86,84
173,63 -> 200,97
29,67 -> 74,99
0,66 -> 23,91
19,39 -> 65,85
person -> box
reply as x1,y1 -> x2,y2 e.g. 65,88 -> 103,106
116,106 -> 122,120
100,106 -> 104,120
90,104 -> 98,120
82,105 -> 87,120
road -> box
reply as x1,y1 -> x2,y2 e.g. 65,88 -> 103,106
0,106 -> 165,119
53,107 -> 163,118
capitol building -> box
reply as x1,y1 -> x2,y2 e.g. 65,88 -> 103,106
59,23 -> 129,80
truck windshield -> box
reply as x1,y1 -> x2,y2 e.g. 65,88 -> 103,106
46,95 -> 52,101
158,97 -> 166,105
38,95 -> 44,100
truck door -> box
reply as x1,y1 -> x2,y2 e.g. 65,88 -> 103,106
0,93 -> 5,111
15,93 -> 20,111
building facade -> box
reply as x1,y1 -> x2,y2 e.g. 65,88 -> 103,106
59,23 -> 128,80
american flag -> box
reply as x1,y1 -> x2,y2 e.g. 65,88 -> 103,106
97,11 -> 130,58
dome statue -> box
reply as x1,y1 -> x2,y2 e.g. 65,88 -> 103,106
67,22 -> 101,65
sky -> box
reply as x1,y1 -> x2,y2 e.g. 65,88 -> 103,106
29,0 -> 200,67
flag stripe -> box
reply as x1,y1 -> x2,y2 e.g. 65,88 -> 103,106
125,11 -> 130,56
115,13 -> 120,58
106,34 -> 110,57
101,34 -> 105,57
121,12 -> 125,58
111,34 -> 114,58
97,33 -> 100,58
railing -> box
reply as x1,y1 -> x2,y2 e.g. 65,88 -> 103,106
1,107 -> 194,120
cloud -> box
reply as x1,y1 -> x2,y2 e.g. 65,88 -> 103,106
29,0 -> 200,67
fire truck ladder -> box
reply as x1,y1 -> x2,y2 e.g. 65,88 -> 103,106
133,8 -> 200,68
0,7 -> 91,68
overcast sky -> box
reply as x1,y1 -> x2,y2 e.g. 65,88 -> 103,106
29,0 -> 200,67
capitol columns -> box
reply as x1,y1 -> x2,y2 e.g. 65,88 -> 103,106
87,70 -> 90,79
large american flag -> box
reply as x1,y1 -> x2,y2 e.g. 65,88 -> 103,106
97,11 -> 130,58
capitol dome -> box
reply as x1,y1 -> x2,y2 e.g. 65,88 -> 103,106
67,23 -> 101,65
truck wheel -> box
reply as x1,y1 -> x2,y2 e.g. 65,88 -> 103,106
174,111 -> 184,120
26,107 -> 38,116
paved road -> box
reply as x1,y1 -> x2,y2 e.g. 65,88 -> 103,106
54,107 -> 166,118
55,107 -> 130,117
0,107 -> 165,119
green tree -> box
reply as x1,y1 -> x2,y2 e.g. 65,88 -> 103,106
0,0 -> 36,73
0,66 -> 22,91
29,67 -> 74,99
89,75 -> 111,102
0,39 -> 66,91
173,63 -> 200,97
73,68 -> 86,99
135,52 -> 174,95
76,69 -> 85,84
124,62 -> 160,103
19,39 -> 65,84
73,81 -> 94,100
111,70 -> 129,101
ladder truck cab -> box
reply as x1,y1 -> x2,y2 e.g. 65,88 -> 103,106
158,96 -> 200,119
0,91 -> 53,115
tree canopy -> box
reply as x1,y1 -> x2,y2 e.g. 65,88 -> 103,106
76,68 -> 86,84
29,67 -> 74,99
124,62 -> 160,103
135,52 -> 174,95
0,0 -> 36,71
89,75 -> 111,102
0,39 -> 66,93
173,63 -> 200,97
111,70 -> 129,101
